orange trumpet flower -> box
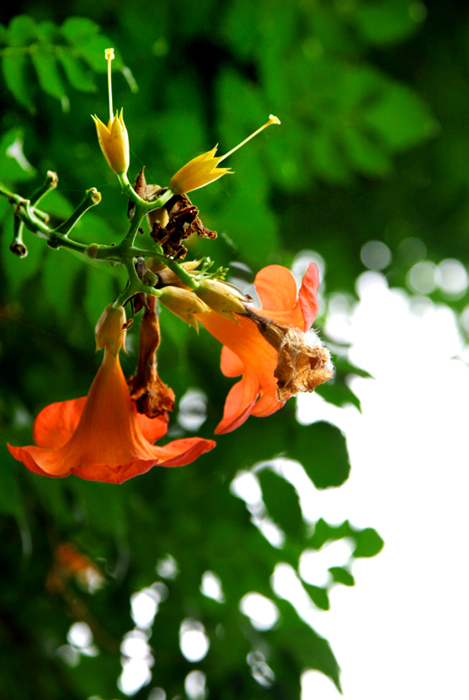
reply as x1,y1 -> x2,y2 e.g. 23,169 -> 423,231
8,306 -> 215,484
197,264 -> 333,434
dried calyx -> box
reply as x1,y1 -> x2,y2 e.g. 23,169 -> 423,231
244,307 -> 333,401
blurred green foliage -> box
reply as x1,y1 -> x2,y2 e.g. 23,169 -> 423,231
0,1 -> 465,699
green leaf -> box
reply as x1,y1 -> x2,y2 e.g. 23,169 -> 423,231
36,20 -> 59,44
30,48 -> 69,111
353,527 -> 384,558
353,0 -> 418,46
314,375 -> 362,411
304,583 -> 330,610
341,126 -> 391,177
328,566 -> 355,587
57,48 -> 97,93
269,599 -> 341,690
309,518 -> 354,550
75,34 -> 123,73
365,84 -> 435,152
2,51 -> 35,110
61,17 -> 100,45
258,469 -> 304,541
6,15 -> 37,46
295,421 -> 350,489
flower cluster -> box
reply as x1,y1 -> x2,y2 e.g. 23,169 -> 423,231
7,49 -> 333,484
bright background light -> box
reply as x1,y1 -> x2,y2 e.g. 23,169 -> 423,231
299,270 -> 469,699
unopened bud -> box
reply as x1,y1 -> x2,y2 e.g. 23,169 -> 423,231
95,304 -> 126,356
160,286 -> 210,330
148,259 -> 201,288
195,278 -> 248,321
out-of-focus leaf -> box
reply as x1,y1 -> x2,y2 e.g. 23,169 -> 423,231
353,527 -> 384,558
329,566 -> 355,587
258,469 -> 304,541
365,84 -> 435,152
6,15 -> 37,46
36,20 -> 59,44
341,126 -> 391,177
309,518 -> 354,550
30,48 -> 69,111
304,583 -> 330,610
1,52 -> 34,110
353,0 -> 418,46
60,16 -> 100,45
57,49 -> 97,93
269,598 -> 341,690
294,421 -> 350,489
315,375 -> 362,410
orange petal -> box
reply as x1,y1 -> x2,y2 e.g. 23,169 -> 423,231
215,373 -> 259,434
298,262 -> 319,330
251,391 -> 284,417
71,437 -> 216,484
33,397 -> 86,449
220,346 -> 244,378
149,437 -> 216,467
255,265 -> 298,311
135,411 -> 169,444
7,444 -> 69,479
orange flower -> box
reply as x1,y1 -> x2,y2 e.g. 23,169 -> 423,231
8,306 -> 215,484
196,264 -> 332,434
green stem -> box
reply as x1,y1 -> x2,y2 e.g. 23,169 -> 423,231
30,171 -> 58,207
118,172 -> 174,212
10,218 -> 27,258
113,259 -> 163,308
129,247 -> 200,289
55,188 -> 101,235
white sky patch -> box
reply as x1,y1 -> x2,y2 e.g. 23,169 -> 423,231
299,540 -> 355,588
239,592 -> 280,631
118,657 -> 152,696
156,554 -> 179,580
6,135 -> 35,173
67,622 -> 93,649
300,272 -> 469,699
185,670 -> 207,700
200,571 -> 225,603
178,388 -> 208,431
131,589 -> 159,629
179,620 -> 210,662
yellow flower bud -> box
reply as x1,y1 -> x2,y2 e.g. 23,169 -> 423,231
195,278 -> 249,321
91,49 -> 130,175
169,115 -> 281,195
95,304 -> 126,356
159,287 -> 210,330
92,110 -> 129,175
